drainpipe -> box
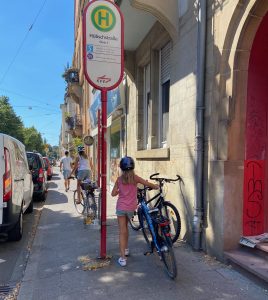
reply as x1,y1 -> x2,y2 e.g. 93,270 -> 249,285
193,0 -> 207,250
125,76 -> 128,156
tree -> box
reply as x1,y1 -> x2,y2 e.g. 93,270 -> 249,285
0,96 -> 24,142
23,127 -> 45,153
51,145 -> 59,159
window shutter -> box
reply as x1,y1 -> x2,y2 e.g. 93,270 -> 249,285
161,42 -> 171,84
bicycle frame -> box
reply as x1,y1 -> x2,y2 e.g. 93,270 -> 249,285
138,188 -> 169,253
146,189 -> 164,208
140,200 -> 162,252
138,185 -> 178,279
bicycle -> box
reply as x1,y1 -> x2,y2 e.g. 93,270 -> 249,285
129,173 -> 182,243
71,177 -> 98,224
137,186 -> 177,279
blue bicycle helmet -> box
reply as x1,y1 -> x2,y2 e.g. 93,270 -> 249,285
120,156 -> 135,171
77,145 -> 85,152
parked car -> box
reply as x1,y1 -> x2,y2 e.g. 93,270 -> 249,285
26,152 -> 48,201
43,156 -> 53,180
49,157 -> 56,166
0,133 -> 33,241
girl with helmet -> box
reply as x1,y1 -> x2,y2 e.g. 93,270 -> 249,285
71,145 -> 93,204
111,156 -> 158,267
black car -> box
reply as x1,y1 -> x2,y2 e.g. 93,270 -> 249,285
26,152 -> 48,201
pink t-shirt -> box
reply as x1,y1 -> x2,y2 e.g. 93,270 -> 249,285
116,177 -> 137,211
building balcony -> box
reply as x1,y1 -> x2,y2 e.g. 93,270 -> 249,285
74,114 -> 82,126
73,126 -> 82,137
65,116 -> 75,130
63,68 -> 82,105
65,114 -> 82,138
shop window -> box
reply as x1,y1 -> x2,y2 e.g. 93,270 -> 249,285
110,120 -> 121,184
110,131 -> 120,159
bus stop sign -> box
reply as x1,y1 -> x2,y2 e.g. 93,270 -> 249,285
83,0 -> 124,90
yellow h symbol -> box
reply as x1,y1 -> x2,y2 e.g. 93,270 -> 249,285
98,11 -> 110,26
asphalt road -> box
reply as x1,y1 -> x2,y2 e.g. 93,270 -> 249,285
0,190 -> 44,293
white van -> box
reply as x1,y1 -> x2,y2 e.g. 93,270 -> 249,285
0,133 -> 33,241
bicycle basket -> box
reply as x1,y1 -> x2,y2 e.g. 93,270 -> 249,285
81,179 -> 97,191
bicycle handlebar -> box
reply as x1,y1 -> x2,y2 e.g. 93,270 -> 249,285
137,186 -> 153,192
149,173 -> 182,183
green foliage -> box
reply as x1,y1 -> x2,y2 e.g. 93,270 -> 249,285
71,137 -> 83,155
73,137 -> 83,148
23,127 -> 45,153
0,96 -> 24,142
49,145 -> 59,159
0,95 -> 57,153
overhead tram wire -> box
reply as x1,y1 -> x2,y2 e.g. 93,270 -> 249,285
21,112 -> 60,119
13,105 -> 59,112
0,0 -> 48,86
0,87 -> 60,108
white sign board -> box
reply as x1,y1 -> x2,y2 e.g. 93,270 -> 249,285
83,0 -> 124,90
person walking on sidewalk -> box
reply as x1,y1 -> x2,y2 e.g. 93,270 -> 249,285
111,156 -> 158,267
60,150 -> 73,192
71,145 -> 93,204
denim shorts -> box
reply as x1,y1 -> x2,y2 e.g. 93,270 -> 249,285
63,170 -> 71,179
116,210 -> 134,218
77,169 -> 90,181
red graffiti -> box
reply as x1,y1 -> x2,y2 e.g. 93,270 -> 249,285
243,160 -> 265,235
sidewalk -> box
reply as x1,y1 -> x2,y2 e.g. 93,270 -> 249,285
17,168 -> 268,300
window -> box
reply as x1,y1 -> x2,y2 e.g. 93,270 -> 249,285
135,22 -> 171,153
159,42 -> 171,147
144,64 -> 150,149
161,80 -> 170,144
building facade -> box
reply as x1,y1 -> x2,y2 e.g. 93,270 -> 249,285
63,0 -> 268,261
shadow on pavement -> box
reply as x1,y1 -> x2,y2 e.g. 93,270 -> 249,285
48,182 -> 58,189
51,175 -> 61,181
45,190 -> 68,205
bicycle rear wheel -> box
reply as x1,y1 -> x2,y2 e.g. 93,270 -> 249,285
73,190 -> 85,214
86,193 -> 97,218
129,208 -> 141,230
159,229 -> 177,279
160,201 -> 181,243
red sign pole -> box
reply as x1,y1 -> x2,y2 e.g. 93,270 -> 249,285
100,90 -> 107,258
97,109 -> 101,187
83,0 -> 124,259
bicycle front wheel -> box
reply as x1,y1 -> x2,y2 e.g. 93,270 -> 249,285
161,201 -> 181,243
73,190 -> 85,214
129,208 -> 141,231
160,230 -> 177,279
140,212 -> 153,248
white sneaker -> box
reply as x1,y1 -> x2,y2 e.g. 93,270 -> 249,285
125,248 -> 130,256
118,257 -> 127,267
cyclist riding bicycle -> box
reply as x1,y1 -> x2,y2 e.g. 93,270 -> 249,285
71,145 -> 93,204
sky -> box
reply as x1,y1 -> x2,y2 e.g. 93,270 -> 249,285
0,0 -> 74,146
